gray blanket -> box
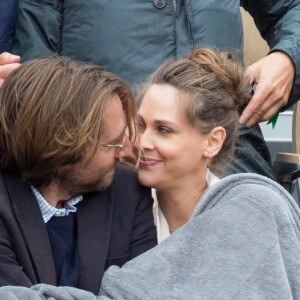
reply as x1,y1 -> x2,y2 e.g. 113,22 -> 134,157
1,173 -> 300,299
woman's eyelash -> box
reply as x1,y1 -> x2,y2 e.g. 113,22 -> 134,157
138,121 -> 145,130
138,120 -> 172,134
158,127 -> 171,133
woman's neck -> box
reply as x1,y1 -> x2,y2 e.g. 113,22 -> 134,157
156,177 -> 207,231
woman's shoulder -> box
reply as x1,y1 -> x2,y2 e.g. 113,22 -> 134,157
206,173 -> 294,205
193,173 -> 300,224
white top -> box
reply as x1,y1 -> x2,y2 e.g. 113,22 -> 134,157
152,169 -> 219,244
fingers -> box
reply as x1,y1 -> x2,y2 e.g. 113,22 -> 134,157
0,64 -> 21,88
0,52 -> 21,88
0,63 -> 21,78
239,82 -> 291,126
0,52 -> 20,65
240,92 -> 284,126
239,81 -> 272,125
239,52 -> 294,126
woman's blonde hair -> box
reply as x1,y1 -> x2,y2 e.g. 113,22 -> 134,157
0,56 -> 138,187
139,48 -> 247,175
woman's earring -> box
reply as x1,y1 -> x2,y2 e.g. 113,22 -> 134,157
207,158 -> 210,169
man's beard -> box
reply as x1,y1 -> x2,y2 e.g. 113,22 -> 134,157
55,164 -> 116,196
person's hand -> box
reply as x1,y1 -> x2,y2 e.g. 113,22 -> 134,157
239,51 -> 295,126
0,52 -> 21,88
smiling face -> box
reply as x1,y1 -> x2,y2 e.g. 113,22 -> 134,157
138,84 -> 210,192
55,94 -> 128,195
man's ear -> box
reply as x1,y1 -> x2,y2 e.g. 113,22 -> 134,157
203,127 -> 226,159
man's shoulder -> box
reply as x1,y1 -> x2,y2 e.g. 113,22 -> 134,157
0,171 -> 14,201
0,172 -> 9,204
0,172 -> 25,219
0,171 -> 28,196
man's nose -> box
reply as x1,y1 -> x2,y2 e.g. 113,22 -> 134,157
117,135 -> 139,168
117,135 -> 131,158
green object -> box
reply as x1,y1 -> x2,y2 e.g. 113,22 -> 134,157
267,110 -> 280,129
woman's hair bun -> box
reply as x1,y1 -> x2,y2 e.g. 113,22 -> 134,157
140,47 -> 248,175
188,48 -> 247,113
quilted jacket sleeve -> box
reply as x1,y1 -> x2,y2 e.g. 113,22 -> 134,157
241,0 -> 300,109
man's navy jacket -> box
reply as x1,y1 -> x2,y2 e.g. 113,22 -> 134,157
0,165 -> 157,294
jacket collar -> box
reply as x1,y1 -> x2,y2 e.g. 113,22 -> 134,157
77,188 -> 114,294
4,172 -> 114,293
4,172 -> 57,285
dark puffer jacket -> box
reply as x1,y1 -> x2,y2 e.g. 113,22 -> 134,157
11,0 -> 300,178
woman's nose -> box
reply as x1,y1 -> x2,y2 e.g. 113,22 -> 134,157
140,130 -> 154,150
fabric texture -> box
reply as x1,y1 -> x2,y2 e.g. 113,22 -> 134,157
98,173 -> 300,299
0,173 -> 299,299
11,0 -> 300,108
0,165 -> 157,293
46,214 -> 79,287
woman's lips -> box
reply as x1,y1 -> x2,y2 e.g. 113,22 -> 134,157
139,157 -> 162,167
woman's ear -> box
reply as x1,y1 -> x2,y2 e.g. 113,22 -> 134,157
203,127 -> 226,159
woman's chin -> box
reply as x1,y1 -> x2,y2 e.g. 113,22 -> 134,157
138,171 -> 157,188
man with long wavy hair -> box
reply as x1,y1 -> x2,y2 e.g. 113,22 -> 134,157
0,56 -> 156,293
